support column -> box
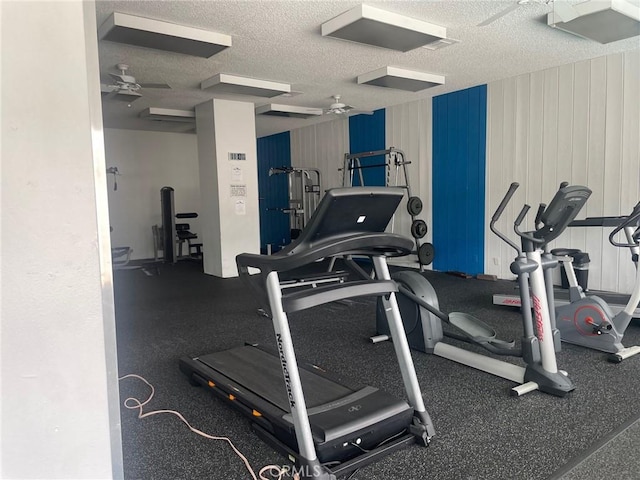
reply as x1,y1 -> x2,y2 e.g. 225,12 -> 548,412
195,99 -> 260,277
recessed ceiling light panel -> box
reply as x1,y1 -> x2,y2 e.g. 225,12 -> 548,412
98,12 -> 232,57
321,4 -> 447,52
255,104 -> 323,119
139,107 -> 196,123
547,0 -> 640,44
357,66 -> 445,92
201,74 -> 291,97
422,38 -> 460,51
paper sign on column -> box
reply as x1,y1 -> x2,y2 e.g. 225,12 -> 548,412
231,166 -> 243,182
230,184 -> 247,197
235,199 -> 246,215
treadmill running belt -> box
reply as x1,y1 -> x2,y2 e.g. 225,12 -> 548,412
197,346 -> 354,412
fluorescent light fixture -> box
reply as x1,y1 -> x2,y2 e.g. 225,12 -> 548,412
255,104 -> 323,119
358,66 -> 445,92
98,12 -> 232,57
201,74 -> 291,97
321,4 -> 447,52
548,0 -> 640,44
422,38 -> 460,50
139,108 -> 196,123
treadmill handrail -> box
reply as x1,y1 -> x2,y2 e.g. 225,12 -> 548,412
237,232 -> 413,274
237,232 -> 413,318
282,279 -> 398,313
609,203 -> 640,248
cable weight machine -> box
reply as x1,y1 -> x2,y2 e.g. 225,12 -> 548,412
341,147 -> 434,269
268,166 -> 322,241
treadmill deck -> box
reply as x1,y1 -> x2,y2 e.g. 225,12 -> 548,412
181,345 -> 414,464
197,346 -> 354,412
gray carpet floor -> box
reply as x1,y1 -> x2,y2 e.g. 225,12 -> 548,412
113,261 -> 640,480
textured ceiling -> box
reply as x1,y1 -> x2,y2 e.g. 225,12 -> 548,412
96,0 -> 640,138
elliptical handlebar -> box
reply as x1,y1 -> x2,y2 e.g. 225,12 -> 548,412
610,201 -> 640,248
490,182 -> 521,254
491,182 -> 519,223
515,204 -> 530,227
514,204 -> 547,246
534,203 -> 546,229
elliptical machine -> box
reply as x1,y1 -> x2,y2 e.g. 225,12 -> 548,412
373,182 -> 590,397
554,202 -> 640,362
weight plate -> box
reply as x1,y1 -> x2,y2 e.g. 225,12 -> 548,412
407,196 -> 423,216
410,219 -> 428,239
418,243 -> 435,265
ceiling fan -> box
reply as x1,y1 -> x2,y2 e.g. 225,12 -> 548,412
101,63 -> 171,104
323,95 -> 373,116
477,0 -> 579,27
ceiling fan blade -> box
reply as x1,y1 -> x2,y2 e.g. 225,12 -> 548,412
554,1 -> 580,23
139,82 -> 172,89
109,72 -> 126,82
478,2 -> 521,27
325,106 -> 355,115
109,72 -> 139,84
100,84 -> 119,100
348,110 -> 374,116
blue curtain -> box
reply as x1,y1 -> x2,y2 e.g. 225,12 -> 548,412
257,132 -> 291,253
432,85 -> 487,275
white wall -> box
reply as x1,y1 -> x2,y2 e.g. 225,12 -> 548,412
105,129 -> 200,260
485,51 -> 640,293
1,1 -> 122,477
290,117 -> 349,191
386,99 -> 433,265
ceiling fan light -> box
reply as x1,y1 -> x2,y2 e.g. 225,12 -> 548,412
102,89 -> 143,102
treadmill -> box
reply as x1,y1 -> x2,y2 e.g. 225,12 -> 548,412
494,214 -> 640,318
180,187 -> 435,479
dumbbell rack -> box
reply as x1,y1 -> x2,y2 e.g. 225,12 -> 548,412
342,147 -> 435,270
